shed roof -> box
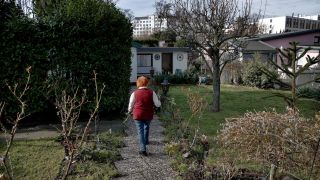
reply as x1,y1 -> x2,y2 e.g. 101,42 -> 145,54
132,42 -> 142,48
243,41 -> 275,52
137,47 -> 190,53
250,29 -> 320,41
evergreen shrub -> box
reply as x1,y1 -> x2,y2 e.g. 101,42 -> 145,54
242,60 -> 277,88
0,0 -> 133,120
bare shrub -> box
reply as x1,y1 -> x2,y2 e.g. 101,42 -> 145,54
163,87 -> 210,179
0,67 -> 31,180
216,109 -> 320,179
55,71 -> 105,180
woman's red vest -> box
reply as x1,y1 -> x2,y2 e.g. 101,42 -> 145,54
133,88 -> 154,121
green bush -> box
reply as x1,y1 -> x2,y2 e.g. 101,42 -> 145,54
297,87 -> 320,100
81,149 -> 121,163
40,0 -> 132,112
98,132 -> 125,149
80,132 -> 123,164
154,70 -> 198,84
242,61 -> 277,88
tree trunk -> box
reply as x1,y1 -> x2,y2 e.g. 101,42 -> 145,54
292,76 -> 297,109
212,51 -> 220,112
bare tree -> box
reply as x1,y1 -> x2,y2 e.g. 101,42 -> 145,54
156,0 -> 261,112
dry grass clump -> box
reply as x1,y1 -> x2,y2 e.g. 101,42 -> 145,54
216,109 -> 320,179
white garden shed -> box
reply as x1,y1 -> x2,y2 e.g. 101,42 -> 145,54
130,43 -> 190,83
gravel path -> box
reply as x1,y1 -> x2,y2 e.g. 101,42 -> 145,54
114,116 -> 176,180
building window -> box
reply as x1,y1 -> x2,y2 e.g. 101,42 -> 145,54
312,23 -> 317,29
306,20 -> 311,29
286,17 -> 292,27
293,18 -> 298,28
300,20 -> 305,28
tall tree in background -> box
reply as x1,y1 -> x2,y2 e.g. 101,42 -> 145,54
156,0 -> 260,112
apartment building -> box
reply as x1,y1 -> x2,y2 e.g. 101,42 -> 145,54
259,15 -> 320,34
132,15 -> 167,38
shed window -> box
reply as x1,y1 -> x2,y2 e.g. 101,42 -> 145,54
137,54 -> 152,67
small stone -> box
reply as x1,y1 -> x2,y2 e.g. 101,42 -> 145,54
0,156 -> 4,165
182,152 -> 190,158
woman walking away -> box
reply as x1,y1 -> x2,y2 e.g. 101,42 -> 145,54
128,76 -> 161,156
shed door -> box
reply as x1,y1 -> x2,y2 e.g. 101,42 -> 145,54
162,53 -> 173,74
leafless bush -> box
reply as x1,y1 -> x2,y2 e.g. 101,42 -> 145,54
55,71 -> 105,180
216,109 -> 320,179
184,88 -> 207,148
0,67 -> 31,180
163,87 -> 210,179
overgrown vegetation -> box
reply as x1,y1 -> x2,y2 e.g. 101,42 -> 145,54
216,110 -> 320,179
161,85 -> 320,179
161,88 -> 210,179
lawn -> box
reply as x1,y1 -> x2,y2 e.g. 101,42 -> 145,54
0,132 -> 123,179
168,84 -> 320,136
0,139 -> 64,179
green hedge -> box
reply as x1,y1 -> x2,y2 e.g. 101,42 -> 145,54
40,0 -> 132,112
0,1 -> 48,116
0,0 -> 132,119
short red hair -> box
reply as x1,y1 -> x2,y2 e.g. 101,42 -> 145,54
136,76 -> 149,88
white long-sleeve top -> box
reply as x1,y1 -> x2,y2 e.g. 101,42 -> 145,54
128,87 -> 161,112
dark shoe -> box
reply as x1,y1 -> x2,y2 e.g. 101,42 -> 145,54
146,141 -> 149,145
139,151 -> 148,156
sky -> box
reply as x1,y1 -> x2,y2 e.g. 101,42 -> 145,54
116,0 -> 320,18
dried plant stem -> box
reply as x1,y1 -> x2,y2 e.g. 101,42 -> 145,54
79,71 -> 105,147
269,164 -> 277,180
0,69 -> 31,180
62,149 -> 75,180
56,71 -> 105,180
217,110 -> 320,178
184,88 -> 207,148
309,136 -> 320,180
